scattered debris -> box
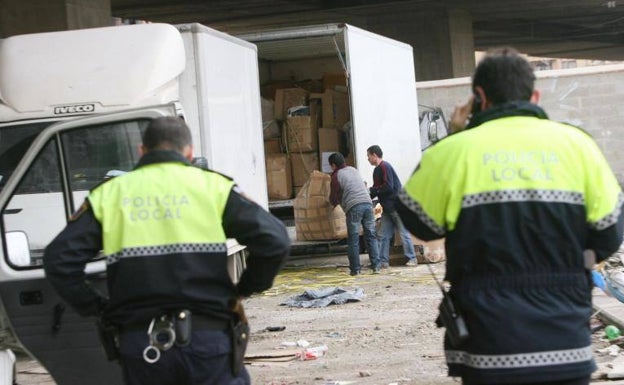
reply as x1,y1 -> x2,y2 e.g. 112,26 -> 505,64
300,345 -> 328,360
265,326 -> 286,332
608,355 -> 624,379
245,349 -> 300,364
598,345 -> 621,356
280,286 -> 364,308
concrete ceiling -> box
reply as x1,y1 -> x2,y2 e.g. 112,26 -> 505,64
110,0 -> 624,61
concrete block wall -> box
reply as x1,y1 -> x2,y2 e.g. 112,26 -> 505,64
415,64 -> 624,185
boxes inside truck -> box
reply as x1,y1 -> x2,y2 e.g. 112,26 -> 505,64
291,152 -> 319,187
266,153 -> 293,200
261,76 -> 351,205
318,128 -> 340,152
238,24 -> 421,232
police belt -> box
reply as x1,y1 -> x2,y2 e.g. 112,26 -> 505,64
123,313 -> 229,332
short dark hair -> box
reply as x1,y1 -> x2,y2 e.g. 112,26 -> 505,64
367,145 -> 383,158
472,47 -> 535,105
328,152 -> 345,167
142,117 -> 192,152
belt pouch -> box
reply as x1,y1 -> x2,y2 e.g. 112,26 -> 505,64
174,310 -> 192,347
96,319 -> 120,361
230,318 -> 249,376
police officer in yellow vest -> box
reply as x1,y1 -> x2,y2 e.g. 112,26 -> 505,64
44,116 -> 290,385
397,48 -> 624,385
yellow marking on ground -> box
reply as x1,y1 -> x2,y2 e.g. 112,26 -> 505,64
261,265 -> 436,296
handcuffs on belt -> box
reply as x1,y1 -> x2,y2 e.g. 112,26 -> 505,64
142,310 -> 191,363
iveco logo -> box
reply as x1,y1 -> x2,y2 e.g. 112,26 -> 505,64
53,104 -> 96,115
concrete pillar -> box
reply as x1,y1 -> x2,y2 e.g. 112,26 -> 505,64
447,9 -> 475,79
367,6 -> 475,81
0,0 -> 112,38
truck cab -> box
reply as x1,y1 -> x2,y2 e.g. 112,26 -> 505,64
0,23 -> 263,384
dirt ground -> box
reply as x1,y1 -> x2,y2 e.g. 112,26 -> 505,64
243,254 -> 621,385
244,254 -> 450,385
13,252 -> 624,385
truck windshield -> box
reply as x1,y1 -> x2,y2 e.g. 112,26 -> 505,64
2,118 -> 148,268
0,122 -> 52,193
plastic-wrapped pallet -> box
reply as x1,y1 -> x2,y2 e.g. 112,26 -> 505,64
294,171 -> 347,241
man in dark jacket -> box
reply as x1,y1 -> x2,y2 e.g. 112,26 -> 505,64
367,145 -> 417,268
44,116 -> 290,385
397,48 -> 624,385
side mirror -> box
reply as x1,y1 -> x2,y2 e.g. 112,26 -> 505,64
420,109 -> 449,150
6,231 -> 31,267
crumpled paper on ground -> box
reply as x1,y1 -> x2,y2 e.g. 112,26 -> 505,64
280,287 -> 364,308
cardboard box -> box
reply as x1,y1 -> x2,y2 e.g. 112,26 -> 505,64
311,90 -> 350,130
274,88 -> 309,121
294,170 -> 347,241
322,72 -> 347,91
285,116 -> 318,152
318,128 -> 340,152
291,152 -> 319,187
260,80 -> 294,100
264,138 -> 282,154
293,185 -> 304,197
265,153 -> 292,200
345,152 -> 355,167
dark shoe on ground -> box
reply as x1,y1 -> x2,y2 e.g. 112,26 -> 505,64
372,266 -> 381,274
405,259 -> 417,267
380,263 -> 389,269
350,270 -> 361,276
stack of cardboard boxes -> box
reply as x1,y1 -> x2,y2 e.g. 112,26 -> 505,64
261,73 -> 353,240
262,73 -> 352,201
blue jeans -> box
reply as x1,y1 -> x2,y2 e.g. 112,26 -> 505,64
378,209 -> 416,265
346,203 -> 380,273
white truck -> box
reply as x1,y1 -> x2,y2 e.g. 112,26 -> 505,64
0,22 -> 421,384
0,22 -> 263,384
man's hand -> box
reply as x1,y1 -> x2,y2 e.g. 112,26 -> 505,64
449,96 -> 474,134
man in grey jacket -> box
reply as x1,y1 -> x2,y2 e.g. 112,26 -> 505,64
328,152 -> 381,275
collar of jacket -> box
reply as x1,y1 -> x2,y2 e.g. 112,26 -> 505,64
134,150 -> 192,169
466,101 -> 549,129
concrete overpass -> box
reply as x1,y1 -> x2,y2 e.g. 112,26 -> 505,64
2,0 -> 624,81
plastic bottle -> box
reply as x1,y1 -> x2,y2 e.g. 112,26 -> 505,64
605,325 -> 621,340
301,345 -> 328,360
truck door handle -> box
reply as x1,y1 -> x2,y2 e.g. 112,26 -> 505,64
3,209 -> 22,214
52,303 -> 65,333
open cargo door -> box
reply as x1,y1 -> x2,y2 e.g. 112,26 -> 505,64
178,24 -> 268,209
343,25 -> 420,184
